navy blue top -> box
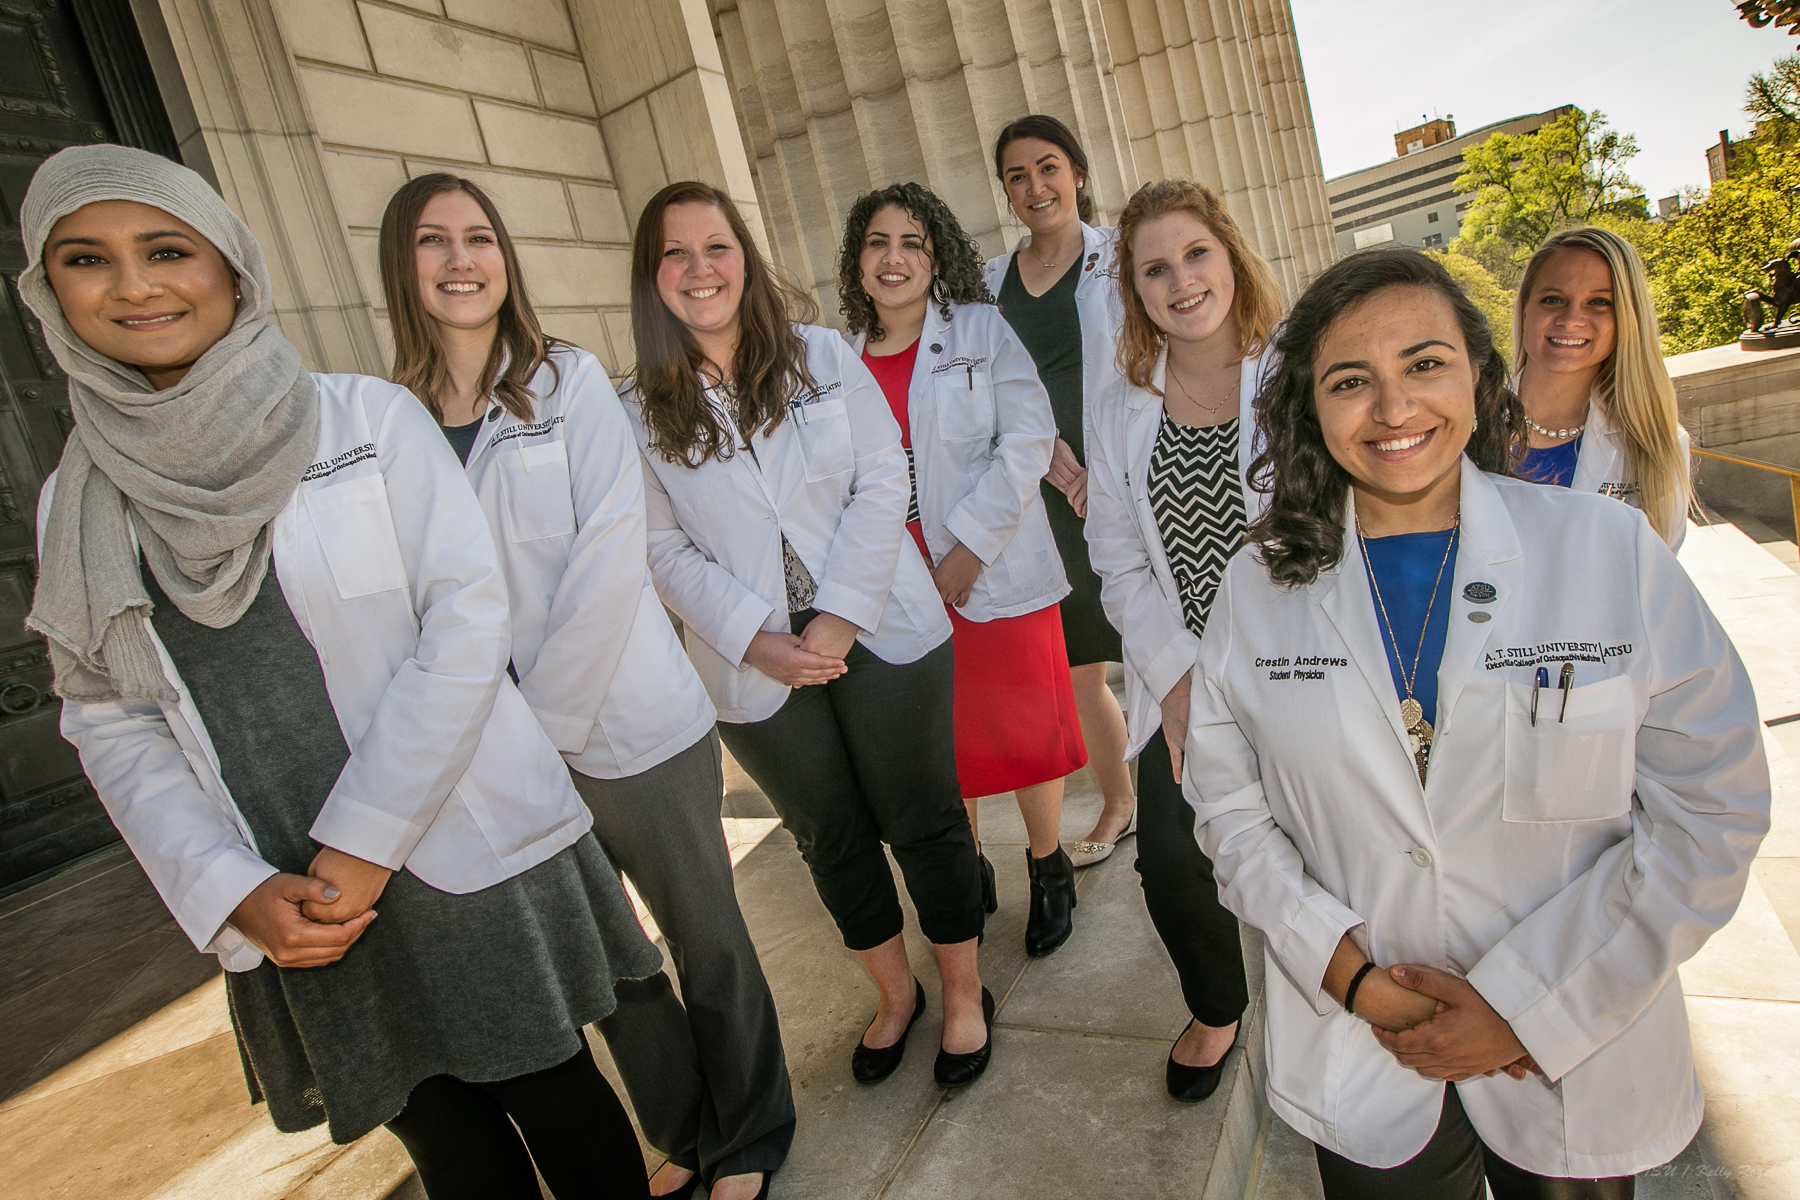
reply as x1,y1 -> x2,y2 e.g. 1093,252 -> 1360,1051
442,415 -> 485,465
1517,435 -> 1581,489
1363,528 -> 1459,729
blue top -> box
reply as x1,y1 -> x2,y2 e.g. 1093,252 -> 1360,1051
1363,528 -> 1459,729
1517,435 -> 1582,488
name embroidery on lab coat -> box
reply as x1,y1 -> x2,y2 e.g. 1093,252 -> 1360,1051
1597,481 -> 1640,498
1483,640 -> 1634,670
490,414 -> 565,446
1256,654 -> 1347,681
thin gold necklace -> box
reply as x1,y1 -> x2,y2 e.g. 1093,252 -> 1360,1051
1166,361 -> 1234,416
1356,507 -> 1460,785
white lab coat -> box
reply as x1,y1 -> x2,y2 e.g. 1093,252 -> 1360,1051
1568,400 -> 1692,550
51,374 -> 592,972
620,324 -> 951,724
1086,346 -> 1276,759
983,221 -> 1124,458
845,302 -> 1068,622
455,346 -> 715,780
1183,458 -> 1769,1178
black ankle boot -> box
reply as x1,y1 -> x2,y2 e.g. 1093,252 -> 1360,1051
1024,846 -> 1076,957
978,852 -> 998,914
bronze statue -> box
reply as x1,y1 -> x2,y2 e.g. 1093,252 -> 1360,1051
1742,238 -> 1800,333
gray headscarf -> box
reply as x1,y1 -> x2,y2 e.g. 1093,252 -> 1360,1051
20,144 -> 319,703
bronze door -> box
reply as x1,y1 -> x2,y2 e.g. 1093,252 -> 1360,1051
0,0 -> 179,887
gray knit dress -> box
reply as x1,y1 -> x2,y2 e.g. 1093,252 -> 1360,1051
142,560 -> 663,1144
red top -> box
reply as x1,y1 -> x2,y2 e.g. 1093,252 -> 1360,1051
861,339 -> 920,449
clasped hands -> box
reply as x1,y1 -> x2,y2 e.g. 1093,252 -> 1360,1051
1325,935 -> 1544,1083
226,845 -> 393,969
1047,438 -> 1087,518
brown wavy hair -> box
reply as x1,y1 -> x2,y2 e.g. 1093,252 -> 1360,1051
1115,179 -> 1282,388
993,114 -> 1094,223
1247,249 -> 1525,587
378,172 -> 557,423
628,181 -> 819,467
837,182 -> 992,340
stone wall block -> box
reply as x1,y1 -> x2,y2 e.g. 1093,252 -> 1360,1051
568,181 -> 632,243
356,2 -> 537,103
320,149 -> 408,229
298,66 -> 486,159
537,310 -> 609,357
571,0 -> 691,115
645,76 -> 735,190
514,242 -> 632,306
885,0 -> 964,78
270,0 -> 369,69
601,310 -> 635,368
474,100 -> 611,177
598,99 -> 670,220
345,230 -> 384,311
403,160 -> 579,239
442,0 -> 578,50
905,72 -> 1000,244
533,50 -> 598,115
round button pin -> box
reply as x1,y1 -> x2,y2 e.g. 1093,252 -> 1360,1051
929,343 -> 942,353
1462,581 -> 1497,604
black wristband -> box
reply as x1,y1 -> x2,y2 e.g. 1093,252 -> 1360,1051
1343,961 -> 1379,1015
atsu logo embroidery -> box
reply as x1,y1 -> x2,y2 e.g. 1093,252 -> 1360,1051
302,443 -> 375,482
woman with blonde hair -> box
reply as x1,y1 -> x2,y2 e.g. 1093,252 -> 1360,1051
376,173 -> 794,1200
1085,178 -> 1280,1099
1511,226 -> 1690,547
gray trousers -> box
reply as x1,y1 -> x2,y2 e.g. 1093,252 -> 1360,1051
572,730 -> 796,1183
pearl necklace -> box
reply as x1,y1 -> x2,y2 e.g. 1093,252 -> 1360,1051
1525,415 -> 1584,441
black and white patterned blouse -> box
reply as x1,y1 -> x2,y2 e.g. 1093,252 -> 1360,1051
1148,413 -> 1247,638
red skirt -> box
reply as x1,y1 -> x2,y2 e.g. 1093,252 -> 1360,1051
911,523 -> 1088,797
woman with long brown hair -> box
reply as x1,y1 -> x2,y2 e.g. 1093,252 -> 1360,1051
620,181 -> 996,1104
1085,178 -> 1280,1100
377,174 -> 793,1200
984,114 -> 1138,874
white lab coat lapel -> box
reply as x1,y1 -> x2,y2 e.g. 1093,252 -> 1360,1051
1316,503 -> 1420,772
1568,400 -> 1623,497
1435,462 -> 1523,739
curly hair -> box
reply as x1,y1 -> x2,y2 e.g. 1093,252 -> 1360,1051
628,181 -> 819,467
837,182 -> 992,340
1246,249 -> 1525,588
1114,179 -> 1282,389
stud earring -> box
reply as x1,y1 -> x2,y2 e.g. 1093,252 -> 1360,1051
1471,415 -> 1480,432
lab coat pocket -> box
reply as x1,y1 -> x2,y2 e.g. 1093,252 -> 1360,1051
497,441 -> 577,542
935,375 -> 996,442
794,397 -> 854,481
303,475 -> 409,599
1503,672 -> 1636,822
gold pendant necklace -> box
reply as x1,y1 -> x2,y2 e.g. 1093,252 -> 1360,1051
1357,509 -> 1460,785
1167,362 -> 1233,416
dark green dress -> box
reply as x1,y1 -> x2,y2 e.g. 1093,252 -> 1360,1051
142,559 -> 661,1144
997,254 -> 1124,667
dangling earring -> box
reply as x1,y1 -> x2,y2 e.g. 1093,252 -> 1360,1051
1471,415 -> 1480,432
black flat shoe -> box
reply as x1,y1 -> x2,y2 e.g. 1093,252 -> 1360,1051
978,852 -> 998,914
650,1165 -> 700,1200
1024,846 -> 1077,957
851,978 -> 926,1083
933,986 -> 996,1087
1165,1019 -> 1233,1102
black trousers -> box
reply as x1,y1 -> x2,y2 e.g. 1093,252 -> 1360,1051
385,1044 -> 649,1200
1314,1085 -> 1636,1200
718,618 -> 983,950
1134,724 -> 1250,1028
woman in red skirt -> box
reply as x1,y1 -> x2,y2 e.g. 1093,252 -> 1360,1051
839,183 -> 1088,959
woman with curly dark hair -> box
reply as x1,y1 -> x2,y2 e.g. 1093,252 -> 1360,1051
1182,248 -> 1767,1198
838,182 -> 1087,963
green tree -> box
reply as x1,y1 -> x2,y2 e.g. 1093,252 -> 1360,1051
1429,251 -> 1514,363
1747,52 -> 1800,144
1646,143 -> 1800,353
1448,108 -> 1643,287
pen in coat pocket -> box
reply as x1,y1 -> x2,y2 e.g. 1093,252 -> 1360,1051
1559,662 -> 1575,722
1531,666 -> 1548,727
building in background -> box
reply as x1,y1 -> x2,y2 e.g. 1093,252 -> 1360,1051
0,0 -> 1335,887
1326,105 -> 1571,256
1706,127 -> 1764,182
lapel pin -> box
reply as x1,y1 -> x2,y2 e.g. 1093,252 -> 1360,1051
1462,581 -> 1496,604
929,343 -> 942,353
1467,611 -> 1492,623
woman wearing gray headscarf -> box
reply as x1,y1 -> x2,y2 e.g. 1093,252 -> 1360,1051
22,144 -> 662,1200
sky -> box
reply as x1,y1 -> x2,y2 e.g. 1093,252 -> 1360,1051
1288,0 -> 1793,201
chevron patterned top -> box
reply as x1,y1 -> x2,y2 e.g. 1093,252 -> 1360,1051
1148,413 -> 1248,639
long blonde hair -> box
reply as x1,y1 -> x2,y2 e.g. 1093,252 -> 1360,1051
1513,227 -> 1688,544
1114,179 -> 1282,390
